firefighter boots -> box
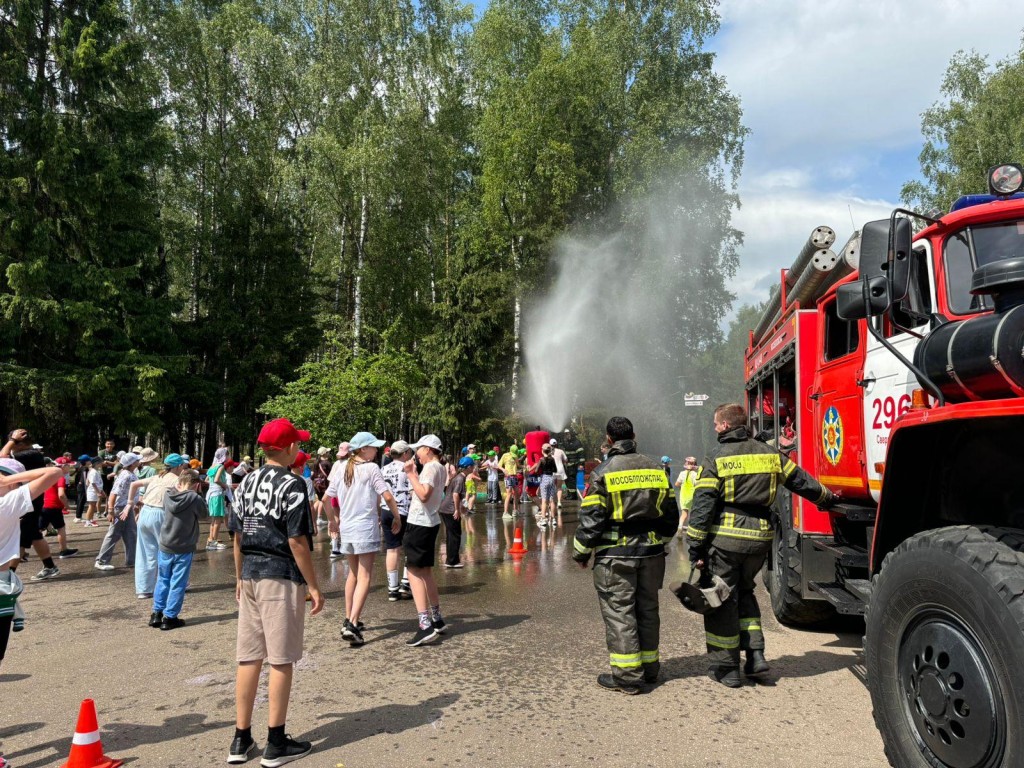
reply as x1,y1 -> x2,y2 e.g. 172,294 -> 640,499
709,667 -> 743,688
597,674 -> 642,695
745,650 -> 770,678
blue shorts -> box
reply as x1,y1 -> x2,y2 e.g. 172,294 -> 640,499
504,477 -> 519,489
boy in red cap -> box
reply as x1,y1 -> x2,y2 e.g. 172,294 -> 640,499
227,419 -> 324,766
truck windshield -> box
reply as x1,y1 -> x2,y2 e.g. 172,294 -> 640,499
944,220 -> 1024,314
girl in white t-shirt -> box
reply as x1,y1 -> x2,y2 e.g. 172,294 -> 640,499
84,458 -> 105,527
327,432 -> 400,647
402,435 -> 448,647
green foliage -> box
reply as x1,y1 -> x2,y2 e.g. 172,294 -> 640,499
903,43 -> 1024,211
0,0 -> 177,446
0,0 -> 748,455
262,334 -> 425,447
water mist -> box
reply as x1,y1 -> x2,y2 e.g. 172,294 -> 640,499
520,177 -> 740,459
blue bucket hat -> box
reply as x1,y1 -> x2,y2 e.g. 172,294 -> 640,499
349,432 -> 386,450
661,456 -> 672,463
163,453 -> 186,468
458,456 -> 475,469
77,454 -> 94,463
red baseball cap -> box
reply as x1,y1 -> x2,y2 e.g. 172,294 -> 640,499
290,451 -> 310,469
257,418 -> 311,450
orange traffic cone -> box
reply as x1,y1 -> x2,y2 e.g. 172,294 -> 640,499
509,527 -> 527,555
61,699 -> 123,768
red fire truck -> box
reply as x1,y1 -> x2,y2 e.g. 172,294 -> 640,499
746,165 -> 1024,768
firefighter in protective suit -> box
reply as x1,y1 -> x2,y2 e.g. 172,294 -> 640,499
573,416 -> 680,694
686,403 -> 838,687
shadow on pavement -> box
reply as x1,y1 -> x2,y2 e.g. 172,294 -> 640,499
0,722 -> 43,741
310,693 -> 460,752
0,673 -> 31,683
436,613 -> 530,638
437,581 -> 486,596
355,613 -> 530,645
6,712 -> 233,768
751,648 -> 866,688
184,611 -> 239,627
183,583 -> 232,594
656,647 -> 865,690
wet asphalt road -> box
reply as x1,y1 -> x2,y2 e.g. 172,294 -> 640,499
3,503 -> 887,767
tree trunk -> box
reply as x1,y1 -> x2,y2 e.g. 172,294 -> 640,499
334,215 -> 347,312
353,189 -> 368,356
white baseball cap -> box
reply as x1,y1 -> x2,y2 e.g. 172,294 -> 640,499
119,452 -> 141,468
410,434 -> 443,451
549,438 -> 558,445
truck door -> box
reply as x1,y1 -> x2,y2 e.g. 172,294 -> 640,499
812,295 -> 868,498
861,241 -> 935,501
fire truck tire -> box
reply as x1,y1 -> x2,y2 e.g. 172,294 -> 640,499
865,526 -> 1024,768
764,492 -> 834,626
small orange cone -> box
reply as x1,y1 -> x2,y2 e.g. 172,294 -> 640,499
509,527 -> 527,556
61,699 -> 122,768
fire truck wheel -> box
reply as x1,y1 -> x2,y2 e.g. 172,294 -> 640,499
865,526 -> 1024,768
764,491 -> 834,626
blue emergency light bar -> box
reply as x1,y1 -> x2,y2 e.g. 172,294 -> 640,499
950,192 -> 1024,213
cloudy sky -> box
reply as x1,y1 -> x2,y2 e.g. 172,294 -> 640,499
711,0 -> 1024,310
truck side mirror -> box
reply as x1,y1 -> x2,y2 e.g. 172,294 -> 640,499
859,217 -> 913,302
837,277 -> 890,320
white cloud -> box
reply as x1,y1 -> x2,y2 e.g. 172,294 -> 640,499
716,0 -> 1024,163
715,0 -> 1023,320
728,183 -> 896,311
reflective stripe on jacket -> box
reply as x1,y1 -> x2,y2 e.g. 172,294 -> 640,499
573,440 -> 680,561
686,426 -> 832,554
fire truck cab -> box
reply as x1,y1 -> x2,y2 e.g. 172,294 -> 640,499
746,165 -> 1024,768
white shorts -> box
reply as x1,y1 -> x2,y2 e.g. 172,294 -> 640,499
86,490 -> 100,503
338,539 -> 380,556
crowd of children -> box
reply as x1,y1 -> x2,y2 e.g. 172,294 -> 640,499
1,421 -> 596,767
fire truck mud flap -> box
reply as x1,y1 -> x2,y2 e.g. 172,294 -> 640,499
865,525 -> 1024,768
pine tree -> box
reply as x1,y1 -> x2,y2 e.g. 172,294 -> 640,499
0,0 -> 177,445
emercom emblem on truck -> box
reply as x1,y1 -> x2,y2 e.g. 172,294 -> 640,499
821,405 -> 843,466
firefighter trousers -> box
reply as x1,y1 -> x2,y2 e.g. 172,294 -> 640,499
703,545 -> 767,670
593,554 -> 666,685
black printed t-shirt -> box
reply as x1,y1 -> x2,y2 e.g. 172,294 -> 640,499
228,464 -> 312,584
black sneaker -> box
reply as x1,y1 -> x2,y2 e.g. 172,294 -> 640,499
388,589 -> 401,602
398,580 -> 412,596
432,617 -> 447,635
261,735 -> 312,767
596,673 -> 641,695
227,734 -> 259,764
58,548 -> 79,558
348,626 -> 365,647
161,616 -> 186,631
340,619 -> 356,641
148,611 -> 163,628
406,626 -> 439,646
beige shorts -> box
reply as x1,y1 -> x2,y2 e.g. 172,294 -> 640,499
236,578 -> 306,665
